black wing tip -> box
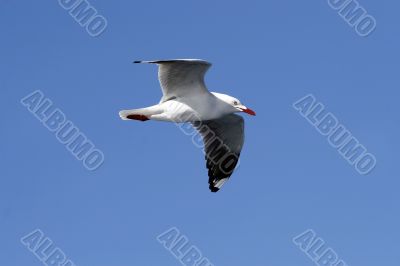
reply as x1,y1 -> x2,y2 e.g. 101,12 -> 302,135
133,59 -> 211,65
133,60 -> 158,64
209,186 -> 220,193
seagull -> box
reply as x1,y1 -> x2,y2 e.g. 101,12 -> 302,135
119,59 -> 255,192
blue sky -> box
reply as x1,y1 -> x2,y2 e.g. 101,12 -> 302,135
1,0 -> 399,265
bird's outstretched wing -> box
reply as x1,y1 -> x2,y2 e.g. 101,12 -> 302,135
192,114 -> 245,192
134,59 -> 212,103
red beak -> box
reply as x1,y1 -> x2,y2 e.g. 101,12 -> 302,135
241,107 -> 256,116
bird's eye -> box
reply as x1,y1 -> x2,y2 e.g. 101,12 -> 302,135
233,101 -> 238,105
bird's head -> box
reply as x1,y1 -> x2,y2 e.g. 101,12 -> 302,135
212,92 -> 256,116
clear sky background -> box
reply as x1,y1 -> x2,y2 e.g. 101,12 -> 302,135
1,0 -> 399,265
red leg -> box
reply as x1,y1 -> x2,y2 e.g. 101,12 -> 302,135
126,114 -> 149,121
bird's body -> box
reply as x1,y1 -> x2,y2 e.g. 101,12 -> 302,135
120,92 -> 239,122
119,59 -> 255,192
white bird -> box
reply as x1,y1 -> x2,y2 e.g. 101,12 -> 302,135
119,59 -> 255,192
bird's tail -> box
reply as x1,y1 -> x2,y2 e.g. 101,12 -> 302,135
119,109 -> 142,120
119,105 -> 163,121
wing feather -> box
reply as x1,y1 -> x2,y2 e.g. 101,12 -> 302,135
134,59 -> 212,102
192,114 -> 245,192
